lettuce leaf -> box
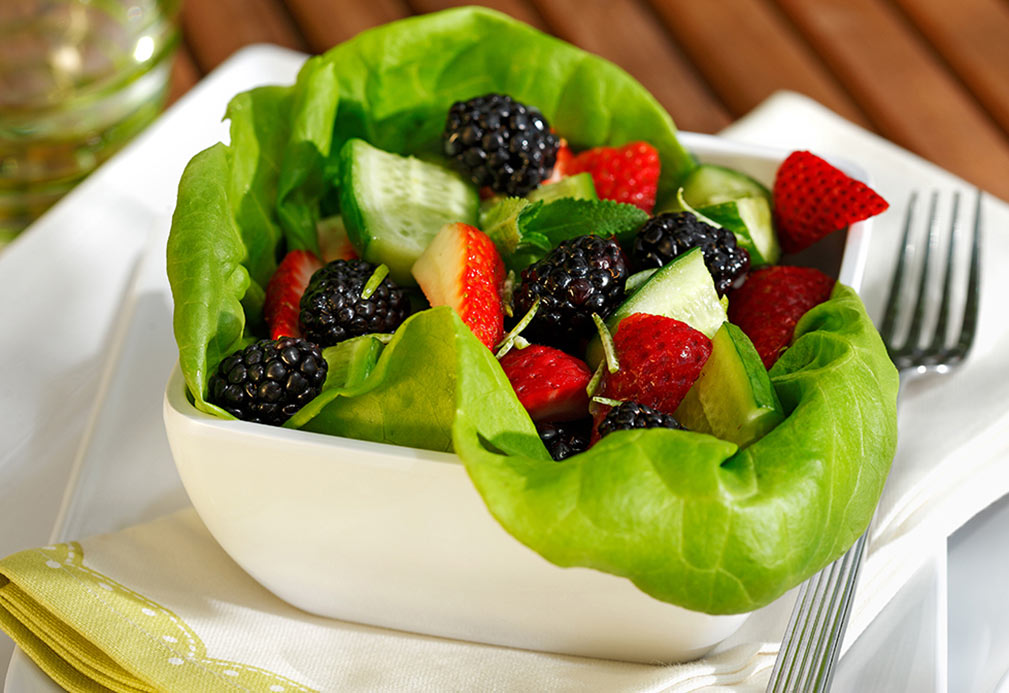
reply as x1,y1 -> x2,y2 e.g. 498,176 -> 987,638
455,284 -> 898,614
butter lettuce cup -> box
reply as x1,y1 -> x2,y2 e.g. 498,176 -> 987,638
165,7 -> 898,662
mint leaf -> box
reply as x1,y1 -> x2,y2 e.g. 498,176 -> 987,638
505,198 -> 648,270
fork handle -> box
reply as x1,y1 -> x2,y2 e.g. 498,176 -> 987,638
766,530 -> 869,692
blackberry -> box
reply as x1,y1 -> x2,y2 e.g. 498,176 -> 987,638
443,93 -> 559,196
299,259 -> 411,347
513,235 -> 629,351
536,419 -> 592,461
597,401 -> 684,438
632,212 -> 750,295
208,337 -> 327,426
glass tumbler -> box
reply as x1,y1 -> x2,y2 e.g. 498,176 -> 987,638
0,0 -> 180,246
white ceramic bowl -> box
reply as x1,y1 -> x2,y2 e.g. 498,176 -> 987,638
163,133 -> 870,663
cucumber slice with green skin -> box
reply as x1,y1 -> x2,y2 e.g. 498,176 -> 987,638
338,138 -> 479,285
586,247 -> 726,368
321,334 -> 386,391
680,164 -> 770,207
699,196 -> 780,267
674,322 -> 784,447
624,268 -> 658,295
526,172 -> 598,204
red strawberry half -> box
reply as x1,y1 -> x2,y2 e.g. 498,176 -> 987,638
412,222 -> 506,350
566,141 -> 660,212
593,313 -> 711,437
264,249 -> 323,340
773,150 -> 889,253
500,345 -> 592,422
727,265 -> 835,369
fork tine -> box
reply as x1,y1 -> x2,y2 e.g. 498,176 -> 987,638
951,189 -> 983,361
901,192 -> 939,354
926,192 -> 960,360
879,192 -> 918,350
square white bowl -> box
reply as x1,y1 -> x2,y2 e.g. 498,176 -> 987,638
163,132 -> 871,663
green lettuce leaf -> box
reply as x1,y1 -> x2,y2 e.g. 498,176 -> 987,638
289,307 -> 546,457
454,285 -> 898,614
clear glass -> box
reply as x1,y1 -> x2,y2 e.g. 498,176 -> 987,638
0,0 -> 180,246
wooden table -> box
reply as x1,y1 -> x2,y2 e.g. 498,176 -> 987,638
168,0 -> 1009,202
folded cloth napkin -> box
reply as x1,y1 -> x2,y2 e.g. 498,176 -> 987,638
3,91 -> 1008,692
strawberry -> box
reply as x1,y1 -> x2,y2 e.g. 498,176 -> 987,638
727,265 -> 835,369
593,313 -> 711,437
773,150 -> 889,253
412,222 -> 506,349
263,250 -> 324,340
541,140 -> 574,185
499,345 -> 592,422
316,216 -> 358,263
566,141 -> 660,212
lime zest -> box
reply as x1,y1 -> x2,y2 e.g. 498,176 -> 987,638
591,313 -> 619,373
495,297 -> 540,359
592,396 -> 623,408
361,264 -> 389,299
585,361 -> 606,399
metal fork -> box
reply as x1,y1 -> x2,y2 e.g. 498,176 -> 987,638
765,188 -> 983,692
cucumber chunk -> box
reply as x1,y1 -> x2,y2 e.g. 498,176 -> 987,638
674,322 -> 784,447
586,247 -> 726,367
527,172 -> 598,204
338,139 -> 479,285
698,196 -> 780,266
680,164 -> 770,207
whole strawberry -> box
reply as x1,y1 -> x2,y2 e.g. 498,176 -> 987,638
500,345 -> 592,422
596,312 -> 712,420
727,265 -> 835,369
264,250 -> 324,340
566,142 -> 660,212
773,150 -> 888,253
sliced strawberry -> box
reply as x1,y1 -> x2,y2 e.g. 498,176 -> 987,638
773,150 -> 889,253
566,141 -> 660,212
412,222 -> 506,349
594,313 -> 711,431
727,265 -> 835,369
264,250 -> 323,340
317,216 -> 358,263
499,345 -> 592,422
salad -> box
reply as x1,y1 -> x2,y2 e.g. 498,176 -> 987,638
167,7 -> 898,615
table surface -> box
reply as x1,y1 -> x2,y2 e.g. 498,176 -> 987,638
168,0 -> 1009,202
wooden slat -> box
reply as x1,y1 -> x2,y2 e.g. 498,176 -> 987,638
647,0 -> 870,127
181,0 -> 307,72
892,0 -> 1009,138
529,0 -> 731,133
167,45 -> 201,106
775,0 -> 1009,201
408,0 -> 547,31
284,0 -> 411,52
